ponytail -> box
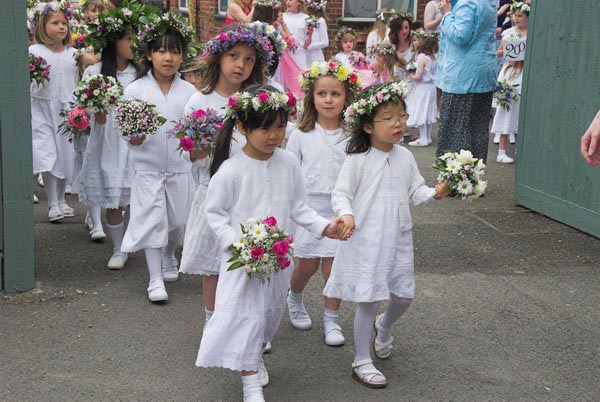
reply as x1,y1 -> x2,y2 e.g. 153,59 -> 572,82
210,118 -> 236,177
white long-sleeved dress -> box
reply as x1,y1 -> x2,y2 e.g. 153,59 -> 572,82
76,62 -> 136,208
323,146 -> 436,303
305,17 -> 329,66
179,91 -> 246,276
29,44 -> 78,180
196,148 -> 330,372
286,124 -> 348,258
283,12 -> 310,69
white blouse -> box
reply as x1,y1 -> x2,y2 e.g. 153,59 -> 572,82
29,44 -> 77,101
306,17 -> 329,62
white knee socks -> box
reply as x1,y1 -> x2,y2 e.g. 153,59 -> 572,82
354,301 -> 381,374
89,205 -> 102,231
419,124 -> 432,144
241,373 -> 264,402
56,177 -> 67,204
145,248 -> 163,284
107,222 -> 124,254
41,172 -> 58,207
378,296 -> 413,343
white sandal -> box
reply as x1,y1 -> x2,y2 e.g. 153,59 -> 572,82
373,314 -> 394,359
351,358 -> 387,388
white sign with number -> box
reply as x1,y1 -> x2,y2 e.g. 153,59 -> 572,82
503,38 -> 527,61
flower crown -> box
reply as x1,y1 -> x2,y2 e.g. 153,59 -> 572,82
415,30 -> 440,41
203,24 -> 277,69
335,26 -> 356,46
86,1 -> 158,53
252,0 -> 281,8
510,1 -> 530,13
30,0 -> 76,21
225,89 -> 297,121
132,12 -> 197,61
503,30 -> 524,41
389,10 -> 414,23
376,8 -> 396,23
302,0 -> 327,11
248,22 -> 286,56
344,81 -> 410,125
298,61 -> 361,93
79,0 -> 108,6
371,42 -> 396,58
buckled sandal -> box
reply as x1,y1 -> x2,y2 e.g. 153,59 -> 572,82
373,314 -> 394,359
351,358 -> 387,388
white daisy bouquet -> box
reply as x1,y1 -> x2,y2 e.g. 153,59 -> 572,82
433,149 -> 487,201
73,74 -> 123,113
493,79 -> 520,111
115,98 -> 166,143
406,60 -> 417,74
170,108 -> 223,155
227,216 -> 295,282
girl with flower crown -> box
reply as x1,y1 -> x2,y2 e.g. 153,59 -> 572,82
372,42 -> 407,84
366,9 -> 392,63
30,1 -> 78,223
119,13 -> 198,302
302,0 -> 329,66
333,27 -> 362,69
282,0 -> 309,69
285,61 -> 360,347
324,82 -> 450,388
180,23 -> 275,326
195,85 -> 344,402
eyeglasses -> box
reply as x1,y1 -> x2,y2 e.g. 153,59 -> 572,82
373,114 -> 410,125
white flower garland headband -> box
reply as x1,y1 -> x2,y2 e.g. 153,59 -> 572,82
225,89 -> 298,121
415,30 -> 440,41
252,0 -> 282,8
388,10 -> 414,23
510,1 -> 530,13
376,8 -> 397,23
344,81 -> 410,125
203,24 -> 278,69
302,0 -> 327,11
85,0 -> 158,53
131,12 -> 197,61
248,22 -> 287,56
298,61 -> 361,93
335,26 -> 356,46
29,0 -> 76,21
371,42 -> 396,58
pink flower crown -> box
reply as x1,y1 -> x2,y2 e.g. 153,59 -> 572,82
335,26 -> 356,46
225,89 -> 297,121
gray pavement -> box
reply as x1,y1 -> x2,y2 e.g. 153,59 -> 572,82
2,131 -> 600,401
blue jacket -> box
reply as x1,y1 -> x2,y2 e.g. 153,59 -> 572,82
439,0 -> 497,94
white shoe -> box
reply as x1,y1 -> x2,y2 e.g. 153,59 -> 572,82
65,184 -> 73,194
408,139 -> 428,147
162,256 -> 179,282
262,341 -> 272,354
287,293 -> 312,330
243,393 -> 265,402
90,228 -> 107,242
37,174 -> 44,187
58,202 -> 74,217
147,280 -> 168,302
33,194 -> 39,203
324,322 -> 345,346
496,154 -> 514,164
493,133 -> 501,144
107,252 -> 128,270
48,205 -> 64,222
258,358 -> 269,387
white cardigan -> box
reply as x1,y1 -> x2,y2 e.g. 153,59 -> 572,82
332,145 -> 436,231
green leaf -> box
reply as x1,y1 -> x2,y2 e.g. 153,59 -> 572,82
227,261 -> 244,271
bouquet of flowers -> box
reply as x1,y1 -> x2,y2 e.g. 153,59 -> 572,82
170,108 -> 223,155
406,60 -> 417,74
73,74 -> 123,113
305,16 -> 320,30
433,149 -> 487,201
114,98 -> 166,143
29,53 -> 51,86
58,103 -> 90,142
493,79 -> 520,111
227,216 -> 295,281
349,51 -> 369,69
283,34 -> 297,53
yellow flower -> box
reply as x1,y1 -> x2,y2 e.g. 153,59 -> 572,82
72,33 -> 79,41
309,63 -> 320,77
336,65 -> 349,81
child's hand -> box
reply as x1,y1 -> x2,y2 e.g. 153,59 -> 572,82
336,214 -> 355,240
190,149 -> 208,162
433,180 -> 451,199
95,112 -> 107,125
130,135 -> 146,147
323,216 -> 344,239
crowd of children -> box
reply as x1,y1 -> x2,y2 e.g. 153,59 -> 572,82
26,0 -> 529,400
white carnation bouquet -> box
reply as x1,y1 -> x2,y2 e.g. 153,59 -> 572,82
114,98 -> 166,143
72,74 -> 123,113
433,149 -> 487,201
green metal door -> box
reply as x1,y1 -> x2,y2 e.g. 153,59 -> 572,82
516,0 -> 600,238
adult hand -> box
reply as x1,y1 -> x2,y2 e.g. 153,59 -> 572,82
440,0 -> 452,15
581,111 -> 600,167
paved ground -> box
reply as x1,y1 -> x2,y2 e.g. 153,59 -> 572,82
1,131 -> 599,401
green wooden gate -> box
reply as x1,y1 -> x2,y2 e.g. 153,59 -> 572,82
516,0 -> 600,238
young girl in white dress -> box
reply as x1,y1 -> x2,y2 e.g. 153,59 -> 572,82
333,27 -> 364,69
30,2 -> 78,222
324,82 -> 450,388
195,85 -> 343,402
366,9 -> 391,63
406,31 -> 439,147
285,61 -> 360,346
282,0 -> 309,69
372,42 -> 406,84
76,7 -> 142,267
302,0 -> 328,66
180,23 -> 275,324
120,17 -> 198,302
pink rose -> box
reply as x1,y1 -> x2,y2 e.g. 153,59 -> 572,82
348,73 -> 358,84
219,32 -> 229,41
377,92 -> 384,102
285,235 -> 294,244
30,64 -> 35,72
180,137 -> 195,152
286,93 -> 297,107
258,92 -> 270,103
272,241 -> 289,258
262,216 -> 277,226
347,108 -> 355,116
278,257 -> 291,270
228,96 -> 240,109
465,165 -> 472,171
192,109 -> 206,119
251,246 -> 265,260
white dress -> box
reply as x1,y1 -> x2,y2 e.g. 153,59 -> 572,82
286,124 -> 348,258
305,17 -> 328,66
29,44 -> 78,180
179,91 -> 246,276
76,62 -> 136,208
365,28 -> 391,63
491,66 -> 523,135
323,146 -> 436,302
406,54 -> 438,127
196,149 -> 330,372
283,12 -> 310,69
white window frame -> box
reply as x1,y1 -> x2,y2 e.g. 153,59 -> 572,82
218,0 -> 229,15
341,0 -> 419,22
179,0 -> 189,12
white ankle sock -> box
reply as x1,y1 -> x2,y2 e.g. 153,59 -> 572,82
241,373 -> 264,401
498,149 -> 507,157
42,172 -> 59,207
145,248 -> 163,284
107,222 -> 124,254
89,205 -> 102,231
162,241 -> 177,259
204,308 -> 214,323
288,289 -> 303,304
323,308 -> 339,331
378,296 -> 412,343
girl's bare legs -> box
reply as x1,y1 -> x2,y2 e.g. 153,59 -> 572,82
202,275 -> 218,324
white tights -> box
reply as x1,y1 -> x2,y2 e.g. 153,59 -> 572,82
41,172 -> 66,207
144,248 -> 163,285
419,124 -> 432,144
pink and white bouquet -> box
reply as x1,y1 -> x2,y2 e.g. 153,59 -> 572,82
305,16 -> 320,30
170,108 -> 223,155
283,34 -> 297,53
349,51 -> 369,70
227,216 -> 295,281
433,149 -> 487,201
29,53 -> 51,87
58,103 -> 90,142
72,74 -> 123,113
114,98 -> 166,143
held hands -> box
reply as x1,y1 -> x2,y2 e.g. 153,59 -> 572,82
323,216 -> 344,239
433,180 -> 452,199
130,135 -> 146,147
581,111 -> 600,167
190,149 -> 208,162
95,112 -> 107,125
336,214 -> 355,241
440,0 -> 452,15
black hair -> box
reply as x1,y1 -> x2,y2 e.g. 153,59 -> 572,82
346,85 -> 407,154
100,32 -> 137,79
210,84 -> 288,176
136,28 -> 187,79
389,17 -> 412,48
